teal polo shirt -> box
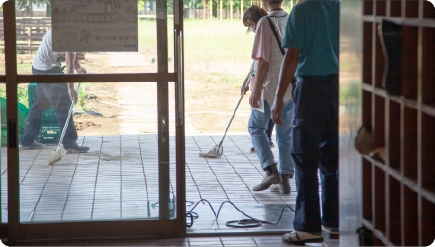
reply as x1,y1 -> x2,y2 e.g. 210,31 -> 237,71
282,0 -> 340,76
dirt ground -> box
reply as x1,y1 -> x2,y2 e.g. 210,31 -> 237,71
5,53 -> 350,136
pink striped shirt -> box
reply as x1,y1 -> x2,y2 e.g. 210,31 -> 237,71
251,10 -> 292,107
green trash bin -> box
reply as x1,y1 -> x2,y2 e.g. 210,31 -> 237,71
1,97 -> 29,147
27,83 -> 61,144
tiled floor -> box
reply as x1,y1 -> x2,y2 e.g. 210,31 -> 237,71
14,235 -> 341,246
1,134 -> 296,228
1,133 -> 360,246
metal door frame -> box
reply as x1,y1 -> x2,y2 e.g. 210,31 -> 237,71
1,0 -> 185,243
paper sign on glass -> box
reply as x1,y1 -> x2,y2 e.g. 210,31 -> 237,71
51,0 -> 138,52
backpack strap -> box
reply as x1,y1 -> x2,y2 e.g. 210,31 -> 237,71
266,16 -> 286,56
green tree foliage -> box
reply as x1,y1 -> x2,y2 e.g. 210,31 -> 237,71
16,0 -> 50,14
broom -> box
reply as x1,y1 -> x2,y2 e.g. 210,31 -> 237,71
199,82 -> 249,158
47,82 -> 81,165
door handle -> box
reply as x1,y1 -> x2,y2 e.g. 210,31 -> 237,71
175,29 -> 184,127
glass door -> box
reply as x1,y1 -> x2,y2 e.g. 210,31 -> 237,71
2,0 -> 185,242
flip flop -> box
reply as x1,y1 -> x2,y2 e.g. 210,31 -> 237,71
282,231 -> 324,245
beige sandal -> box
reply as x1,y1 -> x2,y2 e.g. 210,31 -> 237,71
282,231 -> 324,245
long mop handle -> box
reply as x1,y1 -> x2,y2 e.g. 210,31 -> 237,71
56,82 -> 81,147
217,81 -> 250,146
217,94 -> 244,146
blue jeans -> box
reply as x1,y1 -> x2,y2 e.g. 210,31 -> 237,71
248,100 -> 294,175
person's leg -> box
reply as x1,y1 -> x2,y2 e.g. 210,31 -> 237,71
248,101 -> 275,170
319,78 -> 339,232
291,78 -> 332,235
276,100 -> 294,176
269,100 -> 295,194
251,118 -> 275,152
20,84 -> 51,146
249,101 -> 281,191
42,83 -> 78,147
292,126 -> 323,234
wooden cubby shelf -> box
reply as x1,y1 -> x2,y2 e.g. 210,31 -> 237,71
361,0 -> 435,245
362,155 -> 435,204
362,219 -> 395,246
362,16 -> 435,28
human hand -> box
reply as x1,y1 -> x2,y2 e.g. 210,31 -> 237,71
241,84 -> 249,95
76,67 -> 87,74
249,90 -> 261,108
68,87 -> 78,104
271,99 -> 284,127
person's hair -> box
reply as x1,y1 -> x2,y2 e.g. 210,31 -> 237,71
263,0 -> 283,4
243,5 -> 268,28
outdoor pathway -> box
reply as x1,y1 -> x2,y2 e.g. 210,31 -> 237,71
115,82 -> 198,135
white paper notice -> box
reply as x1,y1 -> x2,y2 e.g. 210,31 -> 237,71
52,0 -> 138,52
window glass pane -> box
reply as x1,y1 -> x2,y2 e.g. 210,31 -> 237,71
18,81 -> 174,222
0,83 -> 6,223
15,2 -> 158,75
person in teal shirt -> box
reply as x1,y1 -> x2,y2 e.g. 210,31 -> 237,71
271,0 -> 340,244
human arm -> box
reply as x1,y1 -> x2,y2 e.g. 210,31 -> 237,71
241,66 -> 253,95
249,19 -> 272,108
249,57 -> 269,108
65,52 -> 80,103
271,47 -> 300,126
74,56 -> 86,74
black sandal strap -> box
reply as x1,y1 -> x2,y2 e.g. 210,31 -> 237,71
295,231 -> 301,241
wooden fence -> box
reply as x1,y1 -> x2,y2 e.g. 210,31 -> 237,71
0,17 -> 51,54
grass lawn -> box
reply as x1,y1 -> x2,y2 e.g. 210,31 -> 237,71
137,18 -> 254,86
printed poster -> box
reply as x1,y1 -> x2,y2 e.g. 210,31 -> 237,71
51,0 -> 138,52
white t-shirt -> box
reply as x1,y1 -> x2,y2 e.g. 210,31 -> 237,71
32,29 -> 75,71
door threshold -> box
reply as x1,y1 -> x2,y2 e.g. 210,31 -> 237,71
186,229 -> 292,237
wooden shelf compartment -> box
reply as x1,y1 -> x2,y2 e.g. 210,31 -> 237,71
403,106 -> 417,182
421,113 -> 435,195
362,16 -> 435,28
374,26 -> 385,89
364,0 -> 374,16
361,2 -> 435,246
363,89 -> 373,127
387,175 -> 401,246
403,186 -> 418,246
362,218 -> 396,246
387,99 -> 400,170
421,197 -> 435,246
363,22 -> 373,85
390,0 -> 401,17
405,0 -> 419,18
363,155 -> 431,205
422,27 -> 435,107
374,166 -> 386,233
363,158 -> 373,221
376,0 -> 387,16
373,95 -> 385,148
401,25 -> 418,100
363,83 -> 420,111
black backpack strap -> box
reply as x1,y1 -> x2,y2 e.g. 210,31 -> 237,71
266,16 -> 285,56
